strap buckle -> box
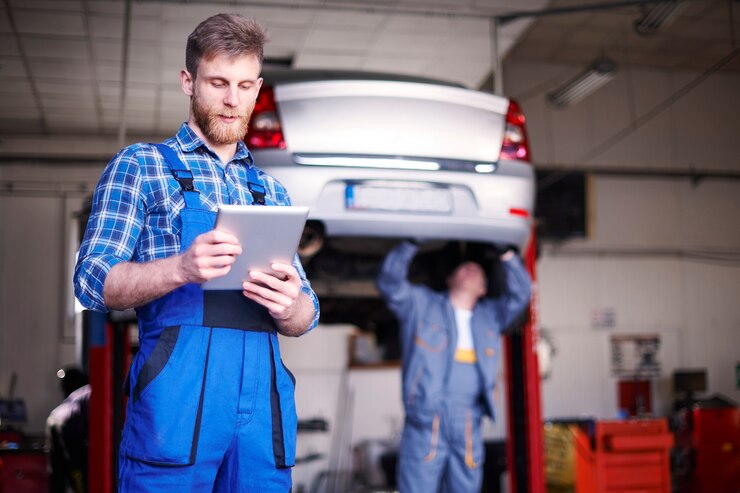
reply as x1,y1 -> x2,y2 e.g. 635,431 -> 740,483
172,169 -> 196,193
248,181 -> 266,205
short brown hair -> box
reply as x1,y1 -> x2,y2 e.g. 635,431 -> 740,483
185,13 -> 267,79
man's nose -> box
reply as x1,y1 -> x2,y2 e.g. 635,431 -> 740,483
224,86 -> 239,107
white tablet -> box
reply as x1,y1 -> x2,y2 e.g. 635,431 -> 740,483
202,205 -> 309,290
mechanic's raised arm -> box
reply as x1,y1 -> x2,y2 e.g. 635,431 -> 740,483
376,240 -> 419,317
496,251 -> 532,331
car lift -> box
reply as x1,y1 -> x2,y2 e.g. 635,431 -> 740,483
84,310 -> 130,493
505,227 -> 546,493
84,227 -> 546,492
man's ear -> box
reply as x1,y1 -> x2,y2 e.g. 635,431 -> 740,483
254,77 -> 264,100
181,69 -> 194,96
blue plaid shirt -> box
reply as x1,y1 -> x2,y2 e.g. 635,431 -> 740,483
75,123 -> 319,330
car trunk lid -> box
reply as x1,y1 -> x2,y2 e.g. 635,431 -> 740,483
273,80 -> 510,165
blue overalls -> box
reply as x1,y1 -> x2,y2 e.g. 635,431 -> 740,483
118,144 -> 298,492
377,241 -> 531,493
397,339 -> 486,493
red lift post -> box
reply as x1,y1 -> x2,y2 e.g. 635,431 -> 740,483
85,310 -> 113,493
85,310 -> 131,493
505,227 -> 546,493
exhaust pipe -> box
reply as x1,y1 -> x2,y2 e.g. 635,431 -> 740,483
298,220 -> 325,258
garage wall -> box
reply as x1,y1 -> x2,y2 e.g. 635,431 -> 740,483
538,177 -> 740,419
0,165 -> 99,433
505,61 -> 740,419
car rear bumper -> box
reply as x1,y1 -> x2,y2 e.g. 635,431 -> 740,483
258,151 -> 535,250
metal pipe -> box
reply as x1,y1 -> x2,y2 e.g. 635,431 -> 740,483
117,0 -> 133,148
498,0 -> 679,24
490,17 -> 503,95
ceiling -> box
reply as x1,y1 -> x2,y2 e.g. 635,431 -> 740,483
0,0 -> 737,145
509,0 -> 739,73
0,0 -> 547,140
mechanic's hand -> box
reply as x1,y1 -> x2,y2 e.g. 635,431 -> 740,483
500,249 -> 515,261
241,262 -> 302,320
179,230 -> 242,283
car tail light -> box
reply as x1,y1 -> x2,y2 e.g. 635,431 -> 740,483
245,86 -> 286,149
500,100 -> 530,162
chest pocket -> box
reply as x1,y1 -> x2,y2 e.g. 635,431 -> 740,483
414,320 -> 448,353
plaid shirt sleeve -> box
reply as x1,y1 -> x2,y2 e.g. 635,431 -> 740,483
292,252 -> 320,333
265,175 -> 321,333
74,146 -> 146,312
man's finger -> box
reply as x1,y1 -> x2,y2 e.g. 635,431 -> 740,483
270,262 -> 297,278
242,279 -> 292,305
199,229 -> 240,245
247,270 -> 284,290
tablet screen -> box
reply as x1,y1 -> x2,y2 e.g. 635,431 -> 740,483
202,205 -> 309,290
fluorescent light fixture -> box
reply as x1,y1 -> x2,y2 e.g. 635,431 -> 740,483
262,56 -> 293,69
547,57 -> 617,108
634,0 -> 687,36
294,155 -> 441,171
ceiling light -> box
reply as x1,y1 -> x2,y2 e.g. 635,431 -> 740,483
546,57 -> 617,108
634,0 -> 687,36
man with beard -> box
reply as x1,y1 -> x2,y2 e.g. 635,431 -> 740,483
74,13 -> 319,492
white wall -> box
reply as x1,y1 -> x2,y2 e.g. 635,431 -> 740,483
537,176 -> 740,419
0,164 -> 99,433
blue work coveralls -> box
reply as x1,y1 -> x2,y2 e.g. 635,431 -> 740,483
377,241 -> 531,493
116,144 -> 307,492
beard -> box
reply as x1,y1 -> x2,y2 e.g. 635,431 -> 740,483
191,92 -> 251,146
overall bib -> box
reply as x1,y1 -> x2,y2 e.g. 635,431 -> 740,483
118,144 -> 297,493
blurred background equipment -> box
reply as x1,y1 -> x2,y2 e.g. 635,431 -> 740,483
0,372 -> 49,493
671,368 -> 740,493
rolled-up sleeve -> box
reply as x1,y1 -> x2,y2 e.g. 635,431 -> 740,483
74,148 -> 146,312
293,254 -> 320,332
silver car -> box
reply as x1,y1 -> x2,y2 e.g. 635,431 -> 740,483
247,70 -> 535,254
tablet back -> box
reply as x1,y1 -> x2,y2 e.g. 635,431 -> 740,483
203,205 -> 309,290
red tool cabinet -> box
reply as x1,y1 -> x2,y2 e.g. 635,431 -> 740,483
594,419 -> 673,493
674,403 -> 740,493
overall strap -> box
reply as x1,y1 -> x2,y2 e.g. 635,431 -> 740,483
153,143 -> 202,209
246,164 -> 266,205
